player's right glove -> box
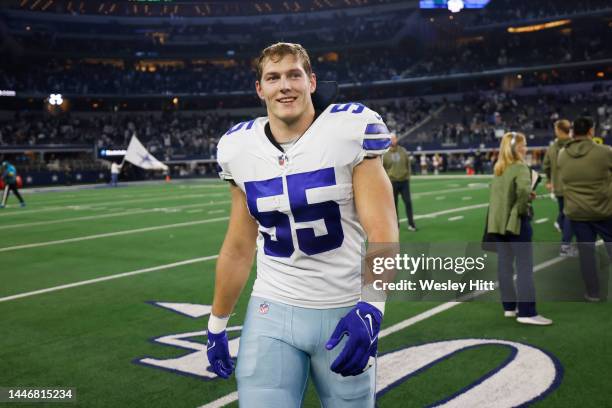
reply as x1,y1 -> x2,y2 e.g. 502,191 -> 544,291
325,301 -> 383,377
206,329 -> 234,379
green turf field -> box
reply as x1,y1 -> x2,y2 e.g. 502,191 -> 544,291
0,177 -> 610,407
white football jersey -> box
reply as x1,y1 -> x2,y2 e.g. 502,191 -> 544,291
217,103 -> 391,308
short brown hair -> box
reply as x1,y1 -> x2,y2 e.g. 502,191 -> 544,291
554,119 -> 571,135
256,42 -> 313,81
572,116 -> 594,136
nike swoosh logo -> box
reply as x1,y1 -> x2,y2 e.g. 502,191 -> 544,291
365,314 -> 374,338
357,309 -> 375,339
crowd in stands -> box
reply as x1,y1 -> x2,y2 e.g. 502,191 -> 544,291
400,26 -> 609,78
2,22 -> 608,95
3,85 -> 610,161
0,111 -> 232,159
3,10 -> 407,59
409,85 -> 612,150
471,0 -> 612,26
0,98 -> 440,159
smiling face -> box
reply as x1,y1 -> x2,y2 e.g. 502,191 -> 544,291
255,53 -> 316,127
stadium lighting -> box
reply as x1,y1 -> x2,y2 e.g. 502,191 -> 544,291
448,0 -> 464,13
49,93 -> 63,105
508,19 -> 570,33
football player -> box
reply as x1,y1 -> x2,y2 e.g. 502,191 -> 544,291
206,42 -> 398,407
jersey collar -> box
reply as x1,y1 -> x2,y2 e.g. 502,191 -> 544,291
264,109 -> 323,153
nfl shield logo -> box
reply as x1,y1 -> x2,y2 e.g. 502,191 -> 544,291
259,302 -> 269,315
278,154 -> 288,167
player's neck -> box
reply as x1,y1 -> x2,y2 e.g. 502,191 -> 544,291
268,107 -> 316,143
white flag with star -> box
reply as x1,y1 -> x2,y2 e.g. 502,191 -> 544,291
124,135 -> 168,171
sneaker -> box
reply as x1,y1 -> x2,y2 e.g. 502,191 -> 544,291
517,315 -> 553,325
20,202 -> 26,208
407,225 -> 418,232
559,244 -> 578,257
0,204 -> 4,209
504,309 -> 517,318
553,221 -> 562,232
584,294 -> 601,302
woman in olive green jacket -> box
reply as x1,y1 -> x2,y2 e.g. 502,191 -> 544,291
487,132 -> 552,325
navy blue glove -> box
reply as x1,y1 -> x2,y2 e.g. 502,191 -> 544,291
206,330 -> 234,379
325,301 -> 383,377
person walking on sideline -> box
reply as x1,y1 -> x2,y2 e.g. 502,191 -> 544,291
383,134 -> 417,231
558,116 -> 612,302
1,161 -> 26,208
543,119 -> 576,256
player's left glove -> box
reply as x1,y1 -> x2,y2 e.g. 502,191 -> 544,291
325,301 -> 382,377
206,330 -> 234,379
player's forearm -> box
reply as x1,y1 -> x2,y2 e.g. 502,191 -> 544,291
211,245 -> 255,317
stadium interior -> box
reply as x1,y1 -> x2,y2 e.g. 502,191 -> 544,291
1,0 -> 610,184
0,1 -> 611,407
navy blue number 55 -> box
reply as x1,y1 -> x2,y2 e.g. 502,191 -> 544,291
244,168 -> 344,257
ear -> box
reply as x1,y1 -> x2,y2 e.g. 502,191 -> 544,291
310,72 -> 317,94
255,80 -> 265,100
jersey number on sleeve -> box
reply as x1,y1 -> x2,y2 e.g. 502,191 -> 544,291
244,168 -> 344,257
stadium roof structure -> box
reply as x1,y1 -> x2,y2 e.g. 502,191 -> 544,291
5,0 -> 414,18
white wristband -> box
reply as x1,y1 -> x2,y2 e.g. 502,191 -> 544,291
364,300 -> 385,315
207,314 -> 230,334
361,283 -> 386,315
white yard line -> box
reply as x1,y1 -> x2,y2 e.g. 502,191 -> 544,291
3,203 -> 488,253
0,201 -> 231,230
378,302 -> 462,338
402,202 -> 488,222
412,175 -> 493,180
435,196 -> 446,201
0,255 -> 219,303
462,196 -> 472,200
32,187 -> 225,206
0,216 -> 229,253
448,216 -> 464,222
0,193 -> 223,218
535,218 -> 549,224
0,202 -> 491,300
198,393 -> 240,408
412,186 -> 486,198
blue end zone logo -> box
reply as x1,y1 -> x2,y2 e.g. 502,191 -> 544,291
135,302 -> 563,407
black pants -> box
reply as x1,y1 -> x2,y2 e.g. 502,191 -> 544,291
392,180 -> 415,227
570,219 -> 612,298
556,196 -> 573,244
2,182 -> 25,206
494,217 -> 537,317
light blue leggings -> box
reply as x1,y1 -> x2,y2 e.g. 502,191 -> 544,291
236,296 -> 376,408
